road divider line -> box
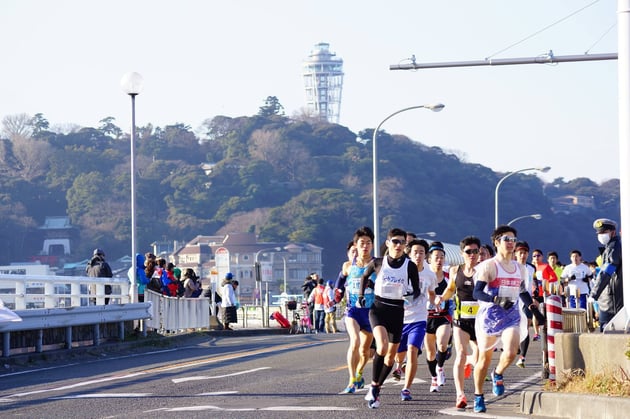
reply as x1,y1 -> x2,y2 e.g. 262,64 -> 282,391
173,367 -> 270,383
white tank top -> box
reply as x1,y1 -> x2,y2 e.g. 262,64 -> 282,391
374,257 -> 408,300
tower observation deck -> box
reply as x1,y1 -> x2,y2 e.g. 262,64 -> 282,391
302,42 -> 344,123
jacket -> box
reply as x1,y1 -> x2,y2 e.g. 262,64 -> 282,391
591,235 -> 623,314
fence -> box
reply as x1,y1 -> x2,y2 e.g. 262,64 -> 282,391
144,290 -> 209,333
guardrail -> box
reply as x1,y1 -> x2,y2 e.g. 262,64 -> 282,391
0,302 -> 152,357
0,274 -> 131,309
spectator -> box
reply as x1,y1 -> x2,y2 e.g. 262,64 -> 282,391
308,277 -> 326,333
590,218 -> 623,331
323,280 -> 337,333
183,268 -> 202,298
221,273 -> 238,330
128,253 -> 149,302
86,248 -> 113,305
302,273 -> 318,327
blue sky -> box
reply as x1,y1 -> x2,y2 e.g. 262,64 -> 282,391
0,0 -> 618,183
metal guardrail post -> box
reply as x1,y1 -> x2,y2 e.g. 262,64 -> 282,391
65,326 -> 72,350
36,329 -> 43,352
94,324 -> 100,346
118,321 -> 125,341
2,332 -> 9,357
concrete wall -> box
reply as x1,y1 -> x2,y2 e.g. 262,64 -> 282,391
555,332 -> 630,385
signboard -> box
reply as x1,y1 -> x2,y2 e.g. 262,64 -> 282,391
215,247 -> 230,280
260,261 -> 273,282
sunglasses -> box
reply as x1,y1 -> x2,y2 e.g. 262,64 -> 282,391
389,239 -> 406,246
499,236 -> 518,243
464,248 -> 480,255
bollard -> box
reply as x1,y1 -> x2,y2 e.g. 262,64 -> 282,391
545,294 -> 563,384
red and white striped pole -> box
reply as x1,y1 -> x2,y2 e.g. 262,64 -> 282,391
546,295 -> 563,384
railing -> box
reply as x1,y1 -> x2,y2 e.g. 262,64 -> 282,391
0,274 -> 131,309
0,303 -> 152,357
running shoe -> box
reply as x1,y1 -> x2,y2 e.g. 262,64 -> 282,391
532,333 -> 541,341
437,366 -> 446,386
354,375 -> 365,389
456,394 -> 468,410
464,363 -> 473,379
401,388 -> 412,401
365,385 -> 380,409
430,376 -> 439,392
343,383 -> 356,394
474,395 -> 486,413
516,357 -> 525,368
492,370 -> 505,396
392,367 -> 402,381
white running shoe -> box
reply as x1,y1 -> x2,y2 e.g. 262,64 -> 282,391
437,367 -> 446,386
430,376 -> 439,392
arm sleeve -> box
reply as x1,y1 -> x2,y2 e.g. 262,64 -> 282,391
335,270 -> 347,292
407,262 -> 420,298
359,261 -> 377,295
473,280 -> 494,303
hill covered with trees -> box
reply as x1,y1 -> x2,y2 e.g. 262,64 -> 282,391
0,97 -> 620,278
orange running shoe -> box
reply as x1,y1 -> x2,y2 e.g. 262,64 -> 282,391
456,394 -> 468,410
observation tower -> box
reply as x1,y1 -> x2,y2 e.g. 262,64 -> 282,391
302,42 -> 344,123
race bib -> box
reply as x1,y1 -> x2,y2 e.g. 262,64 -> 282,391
459,301 -> 479,319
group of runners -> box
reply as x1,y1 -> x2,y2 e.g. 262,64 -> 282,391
334,225 -> 546,412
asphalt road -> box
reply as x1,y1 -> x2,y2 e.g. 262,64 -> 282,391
0,330 -> 548,418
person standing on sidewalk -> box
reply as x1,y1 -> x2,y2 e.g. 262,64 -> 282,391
472,225 -> 545,413
359,228 -> 420,409
590,218 -> 623,331
437,235 -> 481,410
221,273 -> 238,330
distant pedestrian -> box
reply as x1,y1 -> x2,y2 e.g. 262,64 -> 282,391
86,248 -> 113,305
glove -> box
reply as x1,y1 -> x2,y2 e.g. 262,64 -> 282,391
569,274 -> 576,281
494,296 -> 514,310
235,302 -> 240,310
357,295 -> 366,308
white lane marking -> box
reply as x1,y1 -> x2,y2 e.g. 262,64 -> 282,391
172,367 -> 270,383
198,391 -> 239,396
51,393 -> 152,399
0,362 -> 82,378
148,405 -> 355,412
7,372 -> 146,398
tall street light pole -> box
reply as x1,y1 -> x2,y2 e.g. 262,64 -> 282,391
121,72 -> 143,304
372,103 -> 445,256
494,166 -> 550,228
507,213 -> 542,226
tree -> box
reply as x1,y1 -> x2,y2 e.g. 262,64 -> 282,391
258,96 -> 285,117
2,113 -> 32,140
98,117 -> 123,139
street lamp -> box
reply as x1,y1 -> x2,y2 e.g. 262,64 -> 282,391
121,72 -> 143,303
494,166 -> 550,228
507,213 -> 542,226
372,103 -> 445,255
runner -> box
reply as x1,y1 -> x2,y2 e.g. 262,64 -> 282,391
359,228 -> 420,409
395,239 -> 437,401
335,226 -> 375,393
472,225 -> 545,413
438,235 -> 481,410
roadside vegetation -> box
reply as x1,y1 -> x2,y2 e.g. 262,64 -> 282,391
548,339 -> 630,397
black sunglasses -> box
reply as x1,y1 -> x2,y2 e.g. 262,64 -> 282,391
390,239 -> 406,246
464,248 -> 479,255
